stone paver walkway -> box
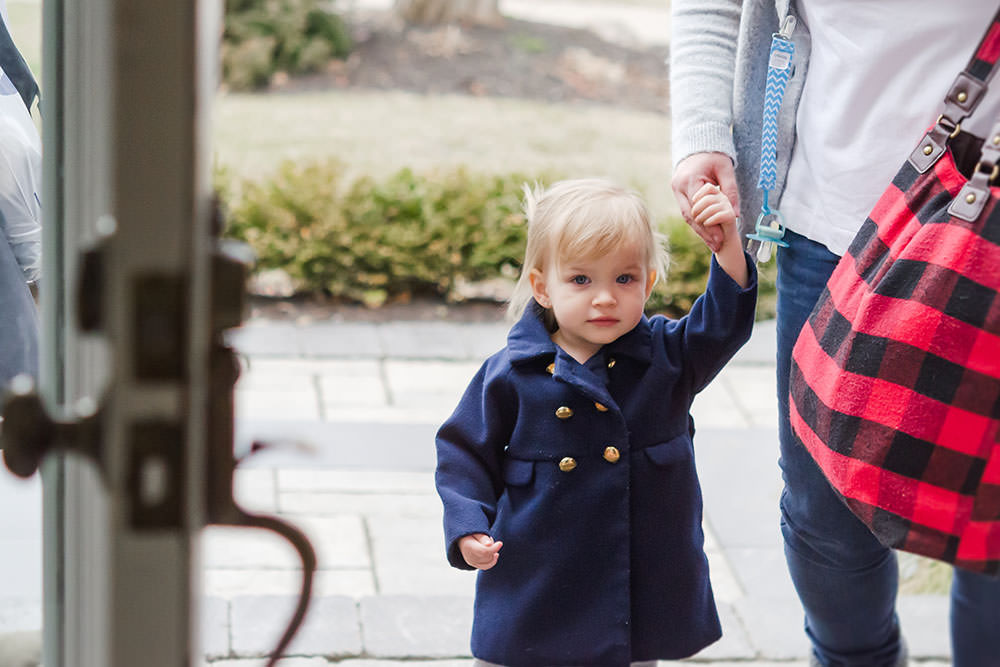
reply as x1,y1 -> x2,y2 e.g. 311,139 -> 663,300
0,316 -> 953,665
187,317 -> 951,665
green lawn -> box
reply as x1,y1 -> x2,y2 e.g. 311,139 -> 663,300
213,89 -> 679,220
9,1 -> 678,218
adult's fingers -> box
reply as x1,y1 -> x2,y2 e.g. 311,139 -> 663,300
692,221 -> 724,254
672,153 -> 737,208
671,153 -> 735,251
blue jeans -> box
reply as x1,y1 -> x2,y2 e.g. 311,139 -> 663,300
775,230 -> 1000,667
0,236 -> 37,404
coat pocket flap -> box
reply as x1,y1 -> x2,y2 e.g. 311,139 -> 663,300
503,457 -> 535,486
643,434 -> 692,467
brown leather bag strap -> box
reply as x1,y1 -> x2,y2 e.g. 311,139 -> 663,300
910,7 -> 1000,173
950,119 -> 1000,221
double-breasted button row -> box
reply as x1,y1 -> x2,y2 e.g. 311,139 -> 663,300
557,447 -> 620,472
549,357 -> 617,470
555,403 -> 610,419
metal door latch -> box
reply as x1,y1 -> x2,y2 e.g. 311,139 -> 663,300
206,235 -> 317,665
0,204 -> 316,667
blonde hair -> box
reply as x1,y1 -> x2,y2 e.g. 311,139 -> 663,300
507,178 -> 669,321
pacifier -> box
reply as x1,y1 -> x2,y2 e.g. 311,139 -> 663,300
746,209 -> 789,263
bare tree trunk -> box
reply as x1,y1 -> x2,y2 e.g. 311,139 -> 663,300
394,0 -> 502,25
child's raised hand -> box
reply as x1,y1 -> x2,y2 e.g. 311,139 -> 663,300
690,182 -> 738,236
690,182 -> 750,287
459,533 -> 502,570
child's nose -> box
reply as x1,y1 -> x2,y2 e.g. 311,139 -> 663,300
593,288 -> 616,306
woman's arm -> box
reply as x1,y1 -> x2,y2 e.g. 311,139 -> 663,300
669,0 -> 743,249
669,0 -> 742,168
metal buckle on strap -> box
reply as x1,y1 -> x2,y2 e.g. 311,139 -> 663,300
950,161 -> 997,222
936,114 -> 962,139
973,161 -> 1000,184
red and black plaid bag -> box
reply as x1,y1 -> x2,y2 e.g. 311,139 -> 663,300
788,11 -> 1000,576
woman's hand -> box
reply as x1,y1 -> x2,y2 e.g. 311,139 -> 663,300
671,152 -> 740,253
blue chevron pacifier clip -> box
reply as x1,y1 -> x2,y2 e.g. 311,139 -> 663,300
748,15 -> 796,263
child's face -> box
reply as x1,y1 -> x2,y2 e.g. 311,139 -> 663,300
530,243 -> 655,363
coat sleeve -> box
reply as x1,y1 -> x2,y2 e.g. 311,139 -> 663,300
663,252 -> 757,395
669,0 -> 742,168
435,356 -> 516,570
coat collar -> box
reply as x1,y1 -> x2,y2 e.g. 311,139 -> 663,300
507,300 -> 654,367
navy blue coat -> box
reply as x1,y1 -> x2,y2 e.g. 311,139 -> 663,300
435,255 -> 757,666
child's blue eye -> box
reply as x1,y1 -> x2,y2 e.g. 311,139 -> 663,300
571,275 -> 589,285
616,274 -> 635,284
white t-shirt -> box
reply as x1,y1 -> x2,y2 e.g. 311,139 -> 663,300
781,1 -> 1000,256
0,1 -> 42,282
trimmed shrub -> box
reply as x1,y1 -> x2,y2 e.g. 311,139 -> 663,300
222,162 -> 529,307
220,160 -> 777,317
222,0 -> 352,90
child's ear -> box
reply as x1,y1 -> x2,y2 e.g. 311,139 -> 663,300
529,268 -> 551,308
644,270 -> 657,299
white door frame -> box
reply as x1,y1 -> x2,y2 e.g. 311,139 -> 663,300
41,1 -> 219,664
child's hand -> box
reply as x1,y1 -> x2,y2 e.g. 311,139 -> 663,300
459,533 -> 502,570
690,182 -> 738,239
690,182 -> 750,287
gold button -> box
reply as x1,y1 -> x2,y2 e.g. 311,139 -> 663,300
594,402 -> 608,412
957,90 -> 968,103
546,362 -> 555,374
559,457 -> 577,472
993,135 -> 1000,146
603,446 -> 620,463
966,192 -> 977,204
923,145 -> 934,156
607,358 -> 616,369
555,406 -> 574,419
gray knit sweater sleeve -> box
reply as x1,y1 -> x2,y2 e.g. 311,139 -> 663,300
669,0 -> 742,168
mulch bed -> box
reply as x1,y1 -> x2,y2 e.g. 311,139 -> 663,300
270,13 -> 670,114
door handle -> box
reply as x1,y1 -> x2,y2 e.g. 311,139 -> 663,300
205,338 -> 316,667
207,234 -> 318,666
0,217 -> 317,667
